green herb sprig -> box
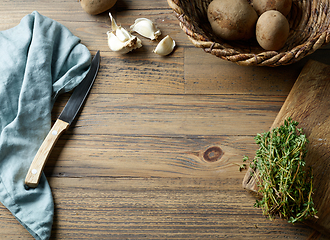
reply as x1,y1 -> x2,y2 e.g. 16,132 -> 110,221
245,118 -> 317,223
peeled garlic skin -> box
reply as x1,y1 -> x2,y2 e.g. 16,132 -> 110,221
153,35 -> 175,56
130,18 -> 161,40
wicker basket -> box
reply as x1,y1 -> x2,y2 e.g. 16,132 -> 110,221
167,0 -> 330,66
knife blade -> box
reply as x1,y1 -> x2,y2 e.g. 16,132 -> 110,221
25,51 -> 100,188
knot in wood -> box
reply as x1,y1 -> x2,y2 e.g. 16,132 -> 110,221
203,146 -> 223,162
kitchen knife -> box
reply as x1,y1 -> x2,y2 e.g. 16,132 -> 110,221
25,51 -> 100,188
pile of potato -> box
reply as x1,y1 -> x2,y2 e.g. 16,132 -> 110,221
207,0 -> 292,51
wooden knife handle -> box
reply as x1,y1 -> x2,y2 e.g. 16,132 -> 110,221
25,119 -> 69,188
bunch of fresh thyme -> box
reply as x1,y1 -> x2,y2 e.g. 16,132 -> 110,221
244,118 -> 318,223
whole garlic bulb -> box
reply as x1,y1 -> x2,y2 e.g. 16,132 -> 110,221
107,13 -> 142,54
153,35 -> 176,56
130,18 -> 161,40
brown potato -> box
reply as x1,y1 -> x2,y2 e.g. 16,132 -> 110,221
207,0 -> 258,41
252,0 -> 292,16
80,0 -> 117,15
256,10 -> 290,50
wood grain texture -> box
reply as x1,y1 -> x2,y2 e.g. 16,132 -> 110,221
45,177 -> 319,239
0,0 -> 329,239
243,60 -> 330,236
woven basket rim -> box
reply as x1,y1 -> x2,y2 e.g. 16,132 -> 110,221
167,0 -> 330,66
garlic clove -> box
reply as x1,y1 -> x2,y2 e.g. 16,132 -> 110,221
107,13 -> 142,54
130,18 -> 161,40
107,31 -> 124,52
115,27 -> 130,42
107,31 -> 142,54
153,35 -> 176,56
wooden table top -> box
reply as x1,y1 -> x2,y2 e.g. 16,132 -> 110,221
1,0 -> 329,239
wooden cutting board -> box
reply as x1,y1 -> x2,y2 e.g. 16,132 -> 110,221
242,60 -> 330,236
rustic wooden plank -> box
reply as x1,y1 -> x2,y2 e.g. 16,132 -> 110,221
92,51 -> 185,94
0,176 -> 324,239
49,133 -> 256,152
46,91 -> 285,179
51,94 -> 284,135
43,135 -> 255,179
46,93 -> 283,180
45,177 -> 318,239
184,48 -> 330,95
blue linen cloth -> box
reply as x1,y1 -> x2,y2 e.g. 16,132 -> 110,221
0,11 -> 91,239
